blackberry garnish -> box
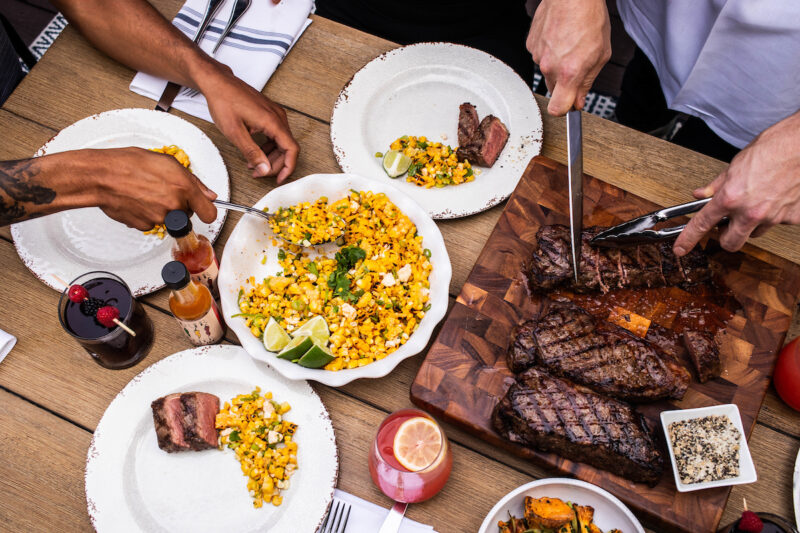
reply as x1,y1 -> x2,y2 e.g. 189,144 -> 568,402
80,297 -> 105,316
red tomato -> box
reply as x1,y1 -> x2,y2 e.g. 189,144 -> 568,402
774,337 -> 800,411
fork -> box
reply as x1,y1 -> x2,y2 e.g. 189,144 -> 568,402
319,500 -> 351,533
180,0 -> 252,100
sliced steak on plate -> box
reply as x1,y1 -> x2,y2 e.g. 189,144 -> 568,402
492,366 -> 665,486
682,330 -> 721,382
457,114 -> 509,167
457,102 -> 480,147
508,301 -> 690,401
151,392 -> 220,452
526,224 -> 712,293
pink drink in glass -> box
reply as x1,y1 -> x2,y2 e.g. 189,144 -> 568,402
368,408 -> 452,503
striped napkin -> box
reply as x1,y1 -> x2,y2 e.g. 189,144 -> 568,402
331,489 -> 438,532
130,0 -> 314,122
0,328 -> 16,364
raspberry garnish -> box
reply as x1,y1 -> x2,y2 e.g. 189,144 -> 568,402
68,284 -> 89,303
738,511 -> 763,533
96,306 -> 121,328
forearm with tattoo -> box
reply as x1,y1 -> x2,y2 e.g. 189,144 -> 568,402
0,159 -> 57,226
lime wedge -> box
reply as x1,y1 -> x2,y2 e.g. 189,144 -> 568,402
276,335 -> 313,360
382,150 -> 412,178
292,316 -> 330,347
263,317 -> 291,352
297,344 -> 336,369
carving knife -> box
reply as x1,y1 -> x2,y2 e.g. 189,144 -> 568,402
566,109 -> 583,284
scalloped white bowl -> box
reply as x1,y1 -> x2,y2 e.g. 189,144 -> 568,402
218,173 -> 452,386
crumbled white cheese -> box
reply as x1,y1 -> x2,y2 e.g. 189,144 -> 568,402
267,430 -> 281,445
382,273 -> 396,287
306,273 -> 317,282
397,264 -> 412,283
341,303 -> 357,320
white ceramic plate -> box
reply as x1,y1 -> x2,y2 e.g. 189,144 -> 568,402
794,446 -> 799,530
11,108 -> 229,296
330,42 -> 542,219
660,404 -> 757,492
478,478 -> 645,533
85,345 -> 338,533
218,173 -> 451,387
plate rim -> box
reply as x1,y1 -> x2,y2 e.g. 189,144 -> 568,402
84,344 -> 338,532
218,172 -> 452,387
10,107 -> 230,297
477,477 -> 645,533
329,41 -> 542,219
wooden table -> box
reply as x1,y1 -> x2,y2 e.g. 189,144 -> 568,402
1,4 -> 798,532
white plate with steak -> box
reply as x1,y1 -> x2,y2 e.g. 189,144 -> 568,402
330,42 -> 542,219
85,345 -> 338,533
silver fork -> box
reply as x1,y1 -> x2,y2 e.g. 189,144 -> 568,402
319,500 -> 351,533
180,0 -> 252,100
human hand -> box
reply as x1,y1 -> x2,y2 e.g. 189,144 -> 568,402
76,147 -> 218,230
200,65 -> 299,183
527,0 -> 611,116
673,112 -> 800,256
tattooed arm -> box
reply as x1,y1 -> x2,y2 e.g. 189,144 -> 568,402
0,148 -> 217,228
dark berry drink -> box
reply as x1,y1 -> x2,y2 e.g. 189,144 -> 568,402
59,272 -> 153,369
719,512 -> 798,533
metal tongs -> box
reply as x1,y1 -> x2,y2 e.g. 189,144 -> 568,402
590,197 -> 714,248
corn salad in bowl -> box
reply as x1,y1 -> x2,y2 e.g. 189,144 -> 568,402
218,173 -> 451,387
237,190 -> 433,371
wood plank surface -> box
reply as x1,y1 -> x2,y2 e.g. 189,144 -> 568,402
411,157 -> 800,532
1,3 -> 799,532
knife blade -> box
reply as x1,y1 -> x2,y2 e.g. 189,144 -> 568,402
566,109 -> 583,284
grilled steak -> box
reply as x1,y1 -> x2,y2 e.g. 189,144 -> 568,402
457,114 -> 509,167
492,367 -> 664,485
683,330 -> 721,382
151,392 -> 220,452
508,301 -> 690,401
526,225 -> 712,293
457,103 -> 480,147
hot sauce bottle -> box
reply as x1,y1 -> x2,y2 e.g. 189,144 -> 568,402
161,261 -> 224,346
165,210 -> 219,298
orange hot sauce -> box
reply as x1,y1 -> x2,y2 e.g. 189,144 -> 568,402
161,261 -> 224,346
164,210 -> 219,298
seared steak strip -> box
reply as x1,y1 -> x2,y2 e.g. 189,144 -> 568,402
492,367 -> 665,486
152,392 -> 221,452
682,331 -> 721,382
508,301 -> 690,401
526,225 -> 711,293
457,114 -> 510,167
457,103 -> 480,147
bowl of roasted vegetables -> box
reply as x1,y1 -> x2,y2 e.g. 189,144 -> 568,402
218,173 -> 451,387
478,479 -> 644,533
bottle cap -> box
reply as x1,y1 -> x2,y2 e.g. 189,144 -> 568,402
161,261 -> 191,290
164,210 -> 192,238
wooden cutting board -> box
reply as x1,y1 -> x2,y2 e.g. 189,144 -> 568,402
411,156 -> 800,533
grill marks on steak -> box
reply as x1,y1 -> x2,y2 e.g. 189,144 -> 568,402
492,367 -> 665,486
151,392 -> 220,452
508,301 -> 690,401
456,103 -> 509,167
526,225 -> 712,293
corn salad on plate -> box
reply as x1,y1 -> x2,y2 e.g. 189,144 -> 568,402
85,345 -> 337,533
219,173 -> 451,387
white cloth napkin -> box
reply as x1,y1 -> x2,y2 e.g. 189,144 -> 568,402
0,328 -> 17,364
130,0 -> 314,122
332,489 -> 438,533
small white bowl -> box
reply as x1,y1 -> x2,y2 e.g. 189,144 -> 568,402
660,404 -> 757,492
218,173 -> 452,387
478,478 -> 644,533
